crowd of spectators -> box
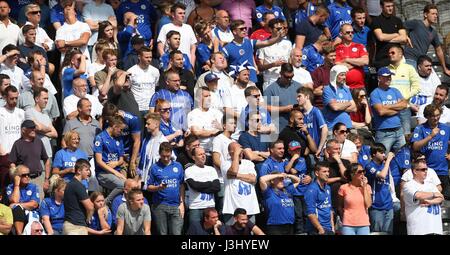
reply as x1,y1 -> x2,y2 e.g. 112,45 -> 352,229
0,0 -> 449,236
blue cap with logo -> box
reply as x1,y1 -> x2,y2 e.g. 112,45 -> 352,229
204,73 -> 220,83
377,67 -> 394,77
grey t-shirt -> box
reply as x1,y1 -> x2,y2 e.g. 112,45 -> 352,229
19,90 -> 60,119
25,107 -> 53,157
264,80 -> 301,130
404,19 -> 441,61
117,203 -> 151,235
63,118 -> 101,158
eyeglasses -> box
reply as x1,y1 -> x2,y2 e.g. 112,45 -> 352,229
344,31 -> 354,35
29,10 -> 41,15
237,27 -> 248,31
159,108 -> 171,112
20,173 -> 30,178
338,130 -> 349,134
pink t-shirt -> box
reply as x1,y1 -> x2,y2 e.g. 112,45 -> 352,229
338,184 -> 372,227
220,0 -> 255,30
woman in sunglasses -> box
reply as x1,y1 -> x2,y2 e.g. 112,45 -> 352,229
6,165 -> 40,235
350,88 -> 373,143
332,122 -> 358,164
337,163 -> 372,235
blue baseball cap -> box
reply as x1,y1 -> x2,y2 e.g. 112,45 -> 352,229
377,67 -> 394,77
289,140 -> 302,151
204,73 -> 220,83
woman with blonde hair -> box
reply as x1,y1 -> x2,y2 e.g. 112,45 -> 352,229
40,177 -> 66,235
6,165 -> 40,235
52,131 -> 89,184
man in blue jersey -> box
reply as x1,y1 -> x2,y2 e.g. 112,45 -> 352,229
149,70 -> 193,131
350,7 -> 371,47
326,0 -> 352,40
301,34 -> 328,73
102,103 -> 141,178
296,87 -> 328,157
411,104 -> 450,200
93,116 -> 126,198
255,0 -> 285,28
305,161 -> 334,235
293,0 -> 317,29
258,140 -> 287,178
364,143 -> 395,234
222,19 -> 283,83
370,67 -> 407,153
116,0 -> 157,48
147,142 -> 185,235
117,11 -> 145,59
322,64 -> 356,130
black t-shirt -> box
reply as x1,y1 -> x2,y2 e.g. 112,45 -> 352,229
295,18 -> 327,48
64,178 -> 89,226
187,221 -> 225,235
176,150 -> 195,170
224,222 -> 255,235
9,137 -> 48,175
278,126 -> 308,158
107,88 -> 141,118
327,158 -> 351,210
370,14 -> 404,68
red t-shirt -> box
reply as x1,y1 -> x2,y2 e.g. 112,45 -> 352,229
335,42 -> 368,89
249,28 -> 271,41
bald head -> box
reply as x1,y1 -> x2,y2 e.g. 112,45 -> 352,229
124,178 -> 139,193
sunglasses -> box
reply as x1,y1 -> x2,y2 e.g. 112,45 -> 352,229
338,130 -> 349,134
356,170 -> 365,174
415,168 -> 428,172
237,27 -> 248,31
251,94 -> 260,98
344,31 -> 354,35
274,27 -> 284,31
20,173 -> 30,178
29,10 -> 41,15
159,108 -> 171,112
